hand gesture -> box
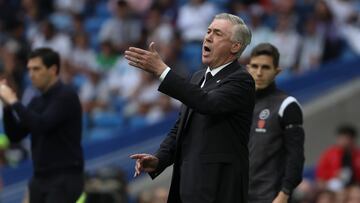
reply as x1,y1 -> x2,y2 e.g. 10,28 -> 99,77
125,42 -> 168,77
0,80 -> 17,105
130,153 -> 159,177
272,191 -> 289,203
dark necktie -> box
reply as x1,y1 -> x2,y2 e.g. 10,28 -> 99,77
202,72 -> 213,87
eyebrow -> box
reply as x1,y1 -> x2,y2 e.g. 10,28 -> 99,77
213,28 -> 222,32
209,28 -> 224,34
28,66 -> 41,69
250,63 -> 271,68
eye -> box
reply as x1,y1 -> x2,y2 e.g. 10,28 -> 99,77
215,31 -> 222,36
250,64 -> 258,69
262,65 -> 271,70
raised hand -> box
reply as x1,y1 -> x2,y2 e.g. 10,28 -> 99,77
124,42 -> 168,77
0,80 -> 18,105
130,153 -> 159,177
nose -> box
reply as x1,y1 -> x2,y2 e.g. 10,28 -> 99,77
205,32 -> 213,42
256,68 -> 262,76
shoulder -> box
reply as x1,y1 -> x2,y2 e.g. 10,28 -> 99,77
192,69 -> 206,78
227,67 -> 255,88
278,95 -> 302,117
226,63 -> 253,79
58,83 -> 79,100
323,146 -> 342,156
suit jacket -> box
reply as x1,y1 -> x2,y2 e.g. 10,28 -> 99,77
150,61 -> 255,203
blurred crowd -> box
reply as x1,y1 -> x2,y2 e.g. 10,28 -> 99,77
0,0 -> 358,134
0,0 -> 359,201
0,0 -> 358,135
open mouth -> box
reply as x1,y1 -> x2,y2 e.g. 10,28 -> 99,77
203,45 -> 211,55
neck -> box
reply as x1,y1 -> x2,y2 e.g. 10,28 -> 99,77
209,59 -> 235,70
42,77 -> 59,93
256,82 -> 276,98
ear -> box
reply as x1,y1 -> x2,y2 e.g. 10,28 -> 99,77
246,64 -> 251,71
275,67 -> 282,76
49,65 -> 58,75
230,42 -> 241,55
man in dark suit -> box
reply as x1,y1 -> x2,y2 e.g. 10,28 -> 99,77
0,48 -> 84,203
127,13 -> 255,203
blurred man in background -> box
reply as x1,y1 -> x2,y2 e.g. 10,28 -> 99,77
316,125 -> 360,191
0,48 -> 84,203
247,43 -> 305,203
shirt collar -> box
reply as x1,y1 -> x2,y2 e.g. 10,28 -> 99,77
42,80 -> 62,97
256,82 -> 277,99
205,61 -> 232,77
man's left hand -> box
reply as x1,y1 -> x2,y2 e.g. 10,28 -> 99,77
125,42 -> 168,77
0,81 -> 18,105
272,191 -> 289,203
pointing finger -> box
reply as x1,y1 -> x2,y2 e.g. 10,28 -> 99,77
130,154 -> 149,159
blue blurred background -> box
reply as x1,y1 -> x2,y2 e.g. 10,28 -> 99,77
0,0 -> 359,202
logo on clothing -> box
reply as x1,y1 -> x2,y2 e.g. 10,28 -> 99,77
259,109 -> 270,119
256,109 -> 270,133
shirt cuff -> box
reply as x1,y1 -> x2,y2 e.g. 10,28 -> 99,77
281,187 -> 291,195
159,67 -> 171,81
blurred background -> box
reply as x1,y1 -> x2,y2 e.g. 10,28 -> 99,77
0,0 -> 359,202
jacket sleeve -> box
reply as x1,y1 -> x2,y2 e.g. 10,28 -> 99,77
3,106 -> 29,142
280,102 -> 305,195
9,91 -> 80,135
158,70 -> 255,115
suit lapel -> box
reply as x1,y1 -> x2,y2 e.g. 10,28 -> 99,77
192,69 -> 206,86
182,69 -> 206,128
179,61 -> 240,139
176,69 -> 206,142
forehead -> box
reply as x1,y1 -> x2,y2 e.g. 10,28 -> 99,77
27,57 -> 45,67
249,55 -> 275,65
208,19 -> 234,32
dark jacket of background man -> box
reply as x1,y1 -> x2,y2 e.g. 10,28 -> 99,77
1,48 -> 83,203
3,80 -> 83,176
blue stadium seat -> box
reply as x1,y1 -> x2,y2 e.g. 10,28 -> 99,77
129,116 -> 147,129
89,34 -> 100,51
209,0 -> 230,9
92,111 -> 124,128
96,2 -> 111,18
84,17 -> 106,34
89,127 -> 118,141
72,74 -> 88,91
50,13 -> 72,32
177,0 -> 188,7
180,42 -> 203,73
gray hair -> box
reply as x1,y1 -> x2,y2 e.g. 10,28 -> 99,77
214,13 -> 252,57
